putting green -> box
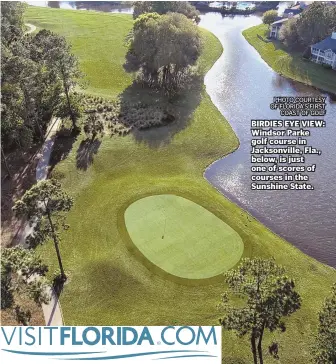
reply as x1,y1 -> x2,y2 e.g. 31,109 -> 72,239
124,194 -> 244,279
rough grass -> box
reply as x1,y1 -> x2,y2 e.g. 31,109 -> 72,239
243,24 -> 336,94
26,7 -> 133,97
124,194 -> 244,279
25,7 -> 336,363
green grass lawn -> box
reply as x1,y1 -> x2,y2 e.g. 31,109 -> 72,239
243,24 -> 336,94
27,7 -> 133,97
124,194 -> 244,280
26,7 -> 336,364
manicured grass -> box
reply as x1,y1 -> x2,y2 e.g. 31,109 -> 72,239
26,7 -> 133,97
124,195 -> 244,279
26,7 -> 336,364
243,24 -> 336,94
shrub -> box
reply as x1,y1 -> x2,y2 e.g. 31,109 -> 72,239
262,10 -> 278,26
50,169 -> 65,180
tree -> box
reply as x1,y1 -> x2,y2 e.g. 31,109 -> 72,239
133,1 -> 152,19
219,258 -> 301,364
83,114 -> 104,142
13,179 -> 73,281
1,15 -> 41,150
1,1 -> 26,47
262,10 -> 278,26
296,2 -> 336,48
313,284 -> 336,363
1,9 -> 64,151
280,3 -> 336,49
30,29 -> 83,130
130,12 -> 202,94
279,17 -> 300,49
1,3 -> 37,150
1,247 -> 50,325
56,92 -> 83,123
1,145 -> 11,178
133,1 -> 200,24
1,38 -> 40,149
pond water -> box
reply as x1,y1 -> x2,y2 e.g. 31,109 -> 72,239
199,13 -> 336,267
27,3 -> 336,267
208,2 -> 256,10
25,1 -> 133,13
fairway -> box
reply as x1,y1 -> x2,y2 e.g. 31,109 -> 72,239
124,195 -> 244,279
25,7 -> 336,363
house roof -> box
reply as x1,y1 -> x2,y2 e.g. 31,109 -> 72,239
312,36 -> 336,52
284,8 -> 302,15
271,18 -> 289,27
271,14 -> 300,27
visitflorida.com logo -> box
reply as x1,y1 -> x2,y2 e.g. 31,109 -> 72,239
0,326 -> 221,363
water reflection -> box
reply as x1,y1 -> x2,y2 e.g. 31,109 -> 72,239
27,1 -> 134,13
47,1 -> 60,8
277,1 -> 295,16
200,12 -> 336,267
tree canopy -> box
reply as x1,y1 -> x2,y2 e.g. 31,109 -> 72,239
280,3 -> 336,49
129,12 -> 202,94
219,258 -> 301,364
1,2 -> 82,152
262,10 -> 278,26
314,284 -> 336,363
31,29 -> 83,129
1,1 -> 26,46
13,179 -> 73,280
280,17 -> 301,49
133,1 -> 200,24
1,246 -> 50,325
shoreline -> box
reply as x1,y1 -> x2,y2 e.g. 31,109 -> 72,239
201,22 -> 335,269
243,24 -> 336,96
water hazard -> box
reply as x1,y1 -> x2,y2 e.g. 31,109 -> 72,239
200,13 -> 336,267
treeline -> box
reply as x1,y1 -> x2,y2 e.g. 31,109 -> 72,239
133,1 -> 200,24
280,2 -> 336,50
1,2 -> 82,152
2,179 -> 73,325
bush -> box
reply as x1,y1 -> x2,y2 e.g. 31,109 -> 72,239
50,169 -> 65,180
262,10 -> 278,26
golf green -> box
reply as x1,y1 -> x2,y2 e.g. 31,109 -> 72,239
124,194 -> 244,279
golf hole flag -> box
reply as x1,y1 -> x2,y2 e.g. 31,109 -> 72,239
0,326 -> 222,363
